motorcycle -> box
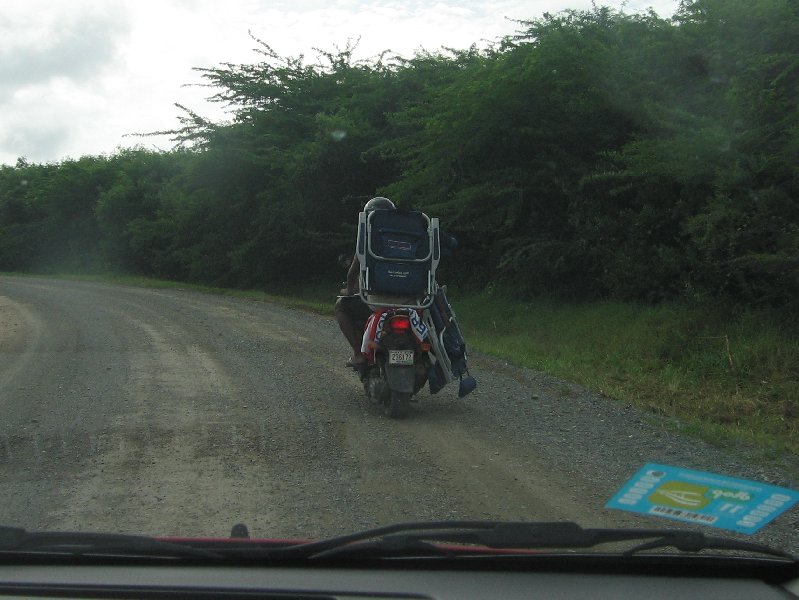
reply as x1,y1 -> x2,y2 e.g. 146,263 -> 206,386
342,207 -> 476,417
353,303 -> 432,417
340,287 -> 476,418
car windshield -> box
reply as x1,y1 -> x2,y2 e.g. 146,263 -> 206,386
0,0 -> 797,561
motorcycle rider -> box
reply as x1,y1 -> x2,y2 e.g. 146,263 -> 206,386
335,196 -> 396,367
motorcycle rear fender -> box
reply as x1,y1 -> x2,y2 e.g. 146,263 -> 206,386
384,364 -> 416,394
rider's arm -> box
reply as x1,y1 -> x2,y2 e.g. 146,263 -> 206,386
440,230 -> 458,258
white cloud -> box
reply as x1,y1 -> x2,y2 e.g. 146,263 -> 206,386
0,2 -> 128,99
0,0 -> 680,166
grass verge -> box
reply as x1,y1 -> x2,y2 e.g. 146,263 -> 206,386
454,292 -> 798,463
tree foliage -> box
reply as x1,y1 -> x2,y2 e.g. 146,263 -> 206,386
0,0 -> 797,308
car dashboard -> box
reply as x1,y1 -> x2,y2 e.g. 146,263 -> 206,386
0,562 -> 797,600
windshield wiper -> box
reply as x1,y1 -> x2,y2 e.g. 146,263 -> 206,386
268,521 -> 795,561
3,522 -> 792,563
0,526 -> 223,560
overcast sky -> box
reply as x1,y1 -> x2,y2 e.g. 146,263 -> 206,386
0,0 -> 680,166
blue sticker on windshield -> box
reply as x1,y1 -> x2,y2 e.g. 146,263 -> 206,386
606,463 -> 799,534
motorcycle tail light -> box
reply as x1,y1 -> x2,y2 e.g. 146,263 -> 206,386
388,315 -> 412,334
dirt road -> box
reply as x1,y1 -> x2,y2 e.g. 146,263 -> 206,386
0,276 -> 796,552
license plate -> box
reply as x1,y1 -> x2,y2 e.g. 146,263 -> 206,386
388,349 -> 415,365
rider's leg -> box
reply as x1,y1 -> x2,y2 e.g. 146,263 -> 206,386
334,297 -> 366,364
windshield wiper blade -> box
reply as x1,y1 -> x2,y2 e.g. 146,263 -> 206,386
622,532 -> 794,558
269,521 -> 795,561
0,526 -> 223,560
5,522 -> 790,562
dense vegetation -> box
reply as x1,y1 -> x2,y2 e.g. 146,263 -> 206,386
1,0 -> 797,312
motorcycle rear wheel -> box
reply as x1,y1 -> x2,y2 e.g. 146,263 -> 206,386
384,390 -> 410,418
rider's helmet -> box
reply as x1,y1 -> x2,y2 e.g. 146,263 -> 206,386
364,196 -> 395,212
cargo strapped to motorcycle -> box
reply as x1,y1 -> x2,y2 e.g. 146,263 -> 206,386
355,209 -> 476,398
356,208 -> 441,309
423,287 -> 475,397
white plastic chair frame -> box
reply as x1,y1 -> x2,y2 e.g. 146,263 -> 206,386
355,210 -> 441,310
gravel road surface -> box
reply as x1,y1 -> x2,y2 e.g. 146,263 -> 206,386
0,276 -> 796,553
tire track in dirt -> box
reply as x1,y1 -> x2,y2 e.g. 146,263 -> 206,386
0,294 -> 44,392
